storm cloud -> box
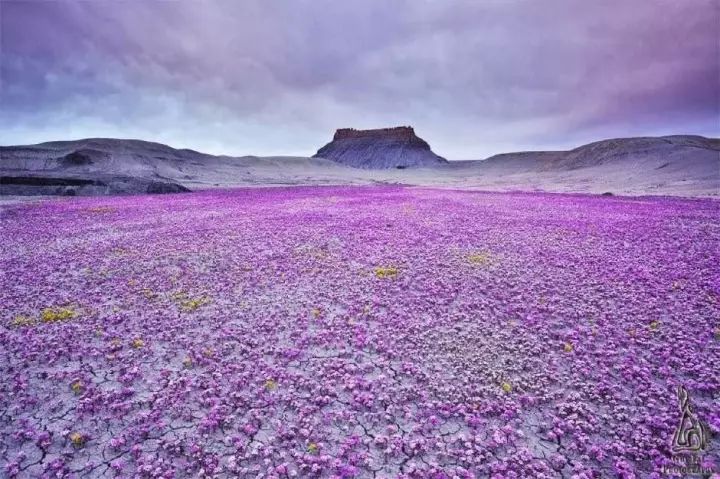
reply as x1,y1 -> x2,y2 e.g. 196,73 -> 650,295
1,0 -> 718,158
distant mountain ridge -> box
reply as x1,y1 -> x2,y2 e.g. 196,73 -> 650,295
0,134 -> 717,197
472,135 -> 719,167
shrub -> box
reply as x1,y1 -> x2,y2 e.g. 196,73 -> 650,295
86,206 -> 115,213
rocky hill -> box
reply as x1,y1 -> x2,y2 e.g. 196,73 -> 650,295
441,135 -> 720,196
0,138 -> 361,196
0,134 -> 717,197
313,126 -> 448,169
0,139 -> 200,195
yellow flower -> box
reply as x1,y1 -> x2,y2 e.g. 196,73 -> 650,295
141,288 -> 157,300
374,266 -> 399,279
180,295 -> 211,311
182,356 -> 193,368
563,342 -> 574,352
312,308 -> 321,318
501,382 -> 513,393
171,290 -> 188,300
11,315 -> 35,327
467,251 -> 493,265
70,380 -> 83,395
41,306 -> 76,323
307,442 -> 319,454
131,338 -> 144,349
69,432 -> 85,447
649,320 -> 660,331
264,379 -> 278,391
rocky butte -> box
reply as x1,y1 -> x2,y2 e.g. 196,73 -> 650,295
313,126 -> 448,169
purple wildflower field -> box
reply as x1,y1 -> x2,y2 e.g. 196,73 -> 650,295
1,186 -> 718,478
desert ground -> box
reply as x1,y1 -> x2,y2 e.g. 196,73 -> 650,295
1,186 -> 718,478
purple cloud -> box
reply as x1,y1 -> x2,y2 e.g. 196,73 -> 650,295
1,0 -> 717,158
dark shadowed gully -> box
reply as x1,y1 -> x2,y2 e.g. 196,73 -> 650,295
1,187 -> 718,478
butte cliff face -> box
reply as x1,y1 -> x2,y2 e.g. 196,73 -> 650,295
313,126 -> 447,169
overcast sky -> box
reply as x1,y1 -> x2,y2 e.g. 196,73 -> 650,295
1,0 -> 718,159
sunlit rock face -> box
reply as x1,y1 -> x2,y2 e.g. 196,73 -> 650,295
313,126 -> 448,169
